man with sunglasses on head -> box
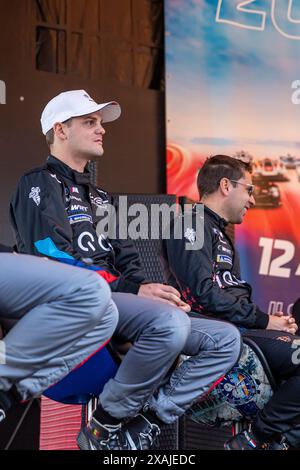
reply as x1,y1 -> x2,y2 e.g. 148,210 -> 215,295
162,154 -> 300,450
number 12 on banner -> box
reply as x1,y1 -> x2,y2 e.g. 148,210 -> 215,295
259,237 -> 300,278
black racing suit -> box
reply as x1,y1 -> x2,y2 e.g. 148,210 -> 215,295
10,155 -> 147,292
162,204 -> 269,329
9,157 -> 242,423
162,203 -> 300,446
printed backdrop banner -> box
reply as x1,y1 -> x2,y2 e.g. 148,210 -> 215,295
165,0 -> 300,315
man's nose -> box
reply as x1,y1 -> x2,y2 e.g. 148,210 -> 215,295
96,123 -> 105,134
249,194 -> 255,207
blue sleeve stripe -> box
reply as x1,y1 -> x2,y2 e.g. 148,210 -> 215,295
35,238 -> 74,260
34,237 -> 106,272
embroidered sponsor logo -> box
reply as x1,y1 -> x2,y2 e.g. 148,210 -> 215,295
90,193 -> 106,208
218,244 -> 232,255
213,228 -> 227,244
29,187 -> 41,206
218,271 -> 246,287
217,254 -> 232,265
68,214 -> 92,224
184,227 -> 196,245
70,204 -> 88,212
70,195 -> 82,202
218,232 -> 227,245
50,173 -> 61,184
276,336 -> 292,343
96,189 -> 109,203
77,232 -> 113,252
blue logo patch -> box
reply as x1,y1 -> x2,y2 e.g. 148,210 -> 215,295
217,254 -> 232,265
68,214 -> 92,224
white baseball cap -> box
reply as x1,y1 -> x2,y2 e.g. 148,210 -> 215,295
40,89 -> 121,135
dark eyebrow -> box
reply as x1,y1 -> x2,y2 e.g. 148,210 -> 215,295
81,115 -> 103,124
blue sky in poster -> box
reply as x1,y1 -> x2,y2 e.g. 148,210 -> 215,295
165,0 -> 300,157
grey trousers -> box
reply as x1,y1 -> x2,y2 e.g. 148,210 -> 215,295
0,253 -> 118,400
100,294 -> 242,424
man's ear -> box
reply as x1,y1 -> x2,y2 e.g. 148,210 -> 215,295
219,177 -> 230,196
53,122 -> 68,141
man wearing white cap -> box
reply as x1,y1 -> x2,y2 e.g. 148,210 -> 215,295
10,90 -> 241,450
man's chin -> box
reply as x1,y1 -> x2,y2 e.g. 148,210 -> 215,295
229,216 -> 243,225
89,151 -> 104,161
238,209 -> 249,224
